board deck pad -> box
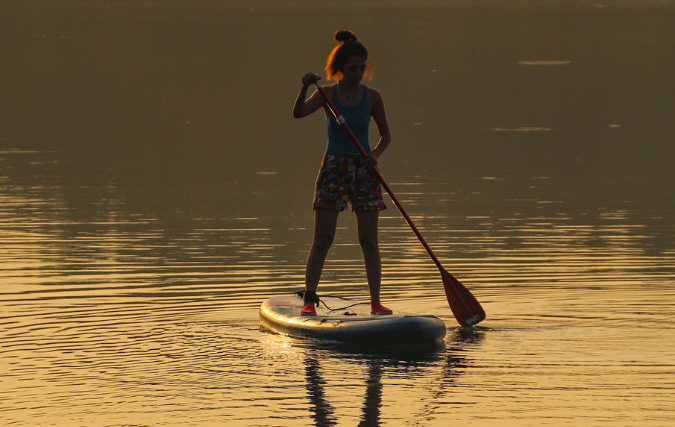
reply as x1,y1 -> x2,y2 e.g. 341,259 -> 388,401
260,294 -> 446,345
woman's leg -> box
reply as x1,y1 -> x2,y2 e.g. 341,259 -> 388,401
305,209 -> 340,292
355,210 -> 382,305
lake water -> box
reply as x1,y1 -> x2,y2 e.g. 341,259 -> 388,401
1,1 -> 674,426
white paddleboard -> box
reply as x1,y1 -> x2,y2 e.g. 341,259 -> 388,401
260,294 -> 446,345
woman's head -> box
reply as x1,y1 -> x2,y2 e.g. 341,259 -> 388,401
325,30 -> 371,82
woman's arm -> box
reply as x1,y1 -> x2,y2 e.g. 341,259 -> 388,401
364,88 -> 392,169
292,73 -> 326,118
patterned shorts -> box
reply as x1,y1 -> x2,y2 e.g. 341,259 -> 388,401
312,154 -> 386,212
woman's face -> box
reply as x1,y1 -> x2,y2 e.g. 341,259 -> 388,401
341,55 -> 367,85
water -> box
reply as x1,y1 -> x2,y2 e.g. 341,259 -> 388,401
1,1 -> 674,426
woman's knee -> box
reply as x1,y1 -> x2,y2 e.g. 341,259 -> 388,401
312,233 -> 334,252
359,233 -> 379,252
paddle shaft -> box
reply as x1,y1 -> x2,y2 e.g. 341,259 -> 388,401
313,80 -> 442,270
312,79 -> 486,325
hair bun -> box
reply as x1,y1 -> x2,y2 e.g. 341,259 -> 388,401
334,30 -> 357,43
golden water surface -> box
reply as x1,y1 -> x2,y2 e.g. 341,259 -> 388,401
1,1 -> 674,426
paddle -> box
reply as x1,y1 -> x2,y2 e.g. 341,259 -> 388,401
313,76 -> 485,327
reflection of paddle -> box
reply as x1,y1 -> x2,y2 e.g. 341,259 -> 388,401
313,76 -> 485,327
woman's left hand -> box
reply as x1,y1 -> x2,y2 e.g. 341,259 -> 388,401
363,152 -> 379,169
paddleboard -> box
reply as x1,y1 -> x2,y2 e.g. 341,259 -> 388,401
259,294 -> 446,345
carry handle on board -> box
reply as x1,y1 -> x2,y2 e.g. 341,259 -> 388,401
313,74 -> 485,327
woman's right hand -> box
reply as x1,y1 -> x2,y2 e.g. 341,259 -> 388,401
301,72 -> 318,87
293,73 -> 324,118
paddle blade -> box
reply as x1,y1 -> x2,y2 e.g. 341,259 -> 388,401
441,268 -> 486,327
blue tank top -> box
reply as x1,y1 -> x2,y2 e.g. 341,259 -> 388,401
326,84 -> 371,154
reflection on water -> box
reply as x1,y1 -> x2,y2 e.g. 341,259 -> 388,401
299,335 -> 470,427
305,353 -> 337,426
2,1 -> 675,426
359,360 -> 382,427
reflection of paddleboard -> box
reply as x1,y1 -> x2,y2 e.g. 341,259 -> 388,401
259,294 -> 446,345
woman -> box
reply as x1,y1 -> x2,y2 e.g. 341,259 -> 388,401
292,30 -> 393,316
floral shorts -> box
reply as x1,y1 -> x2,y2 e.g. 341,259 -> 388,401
312,154 -> 386,212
